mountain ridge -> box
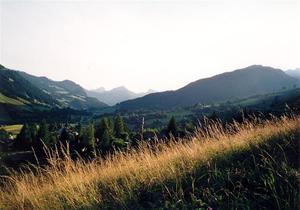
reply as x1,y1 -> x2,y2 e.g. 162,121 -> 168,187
86,86 -> 156,105
0,65 -> 107,110
119,65 -> 300,110
1,64 -> 299,112
286,68 -> 300,81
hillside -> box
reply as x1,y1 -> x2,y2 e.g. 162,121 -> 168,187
18,71 -> 107,109
119,65 -> 300,110
0,115 -> 298,209
115,88 -> 300,130
0,65 -> 107,123
0,65 -> 107,110
86,86 -> 155,105
0,65 -> 56,106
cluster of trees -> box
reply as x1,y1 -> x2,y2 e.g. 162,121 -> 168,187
11,109 -> 263,156
13,115 -> 126,156
13,115 -> 185,158
14,121 -> 57,152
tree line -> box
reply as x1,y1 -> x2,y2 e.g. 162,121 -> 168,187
13,115 -> 182,158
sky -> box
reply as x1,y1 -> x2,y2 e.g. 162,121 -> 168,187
0,0 -> 300,92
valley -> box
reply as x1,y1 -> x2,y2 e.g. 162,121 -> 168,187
0,64 -> 299,210
1,1 -> 299,208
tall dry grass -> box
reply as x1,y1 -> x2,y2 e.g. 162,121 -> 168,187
0,115 -> 299,209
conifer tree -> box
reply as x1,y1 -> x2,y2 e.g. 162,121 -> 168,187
35,120 -> 50,151
95,118 -> 110,139
95,118 -> 114,154
29,124 -> 38,145
114,114 -> 125,138
15,124 -> 32,150
86,124 -> 95,150
101,128 -> 111,153
81,124 -> 96,155
59,127 -> 70,142
167,116 -> 178,137
107,118 -> 114,134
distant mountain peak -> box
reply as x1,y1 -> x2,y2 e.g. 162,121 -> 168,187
243,65 -> 280,71
246,64 -> 264,68
86,86 -> 156,105
112,86 -> 129,91
286,68 -> 300,81
145,89 -> 156,94
91,87 -> 106,93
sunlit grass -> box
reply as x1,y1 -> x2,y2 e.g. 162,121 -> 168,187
0,93 -> 25,106
0,115 -> 299,209
1,124 -> 23,136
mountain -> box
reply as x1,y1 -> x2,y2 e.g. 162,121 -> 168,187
0,65 -> 107,110
286,68 -> 300,81
18,71 -> 107,109
91,87 -> 106,93
0,65 -> 57,107
119,65 -> 300,110
86,86 -> 156,106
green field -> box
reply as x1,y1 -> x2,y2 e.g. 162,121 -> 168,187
0,93 -> 25,106
1,124 -> 23,135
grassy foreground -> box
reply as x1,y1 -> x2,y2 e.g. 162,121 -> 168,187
0,116 -> 299,209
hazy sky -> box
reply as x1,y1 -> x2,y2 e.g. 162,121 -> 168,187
1,0 -> 299,92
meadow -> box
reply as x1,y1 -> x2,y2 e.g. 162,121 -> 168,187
0,115 -> 299,209
1,124 -> 23,136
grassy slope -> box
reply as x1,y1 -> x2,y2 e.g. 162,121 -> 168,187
1,124 -> 23,136
2,124 -> 22,133
0,93 -> 25,106
0,116 -> 299,209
